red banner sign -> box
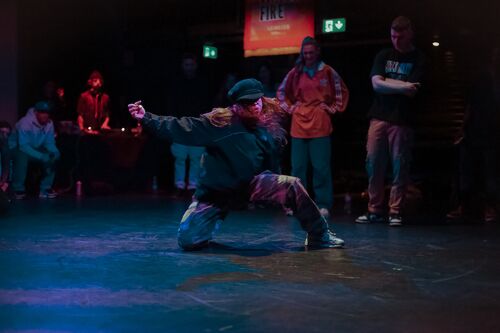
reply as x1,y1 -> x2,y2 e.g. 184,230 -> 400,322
244,0 -> 314,57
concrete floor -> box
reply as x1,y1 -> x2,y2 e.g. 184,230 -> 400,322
0,194 -> 499,332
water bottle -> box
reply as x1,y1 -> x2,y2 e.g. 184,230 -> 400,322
344,193 -> 352,215
152,176 -> 158,192
76,181 -> 82,197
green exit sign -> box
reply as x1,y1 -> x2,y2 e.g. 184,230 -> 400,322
323,18 -> 346,33
203,45 -> 218,59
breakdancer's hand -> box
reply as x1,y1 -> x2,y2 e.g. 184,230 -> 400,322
128,100 -> 145,120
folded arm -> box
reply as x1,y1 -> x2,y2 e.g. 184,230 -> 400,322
372,75 -> 420,97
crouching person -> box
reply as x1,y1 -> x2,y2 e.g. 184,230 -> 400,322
9,101 -> 60,199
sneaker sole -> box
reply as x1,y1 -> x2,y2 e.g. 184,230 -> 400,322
305,243 -> 344,249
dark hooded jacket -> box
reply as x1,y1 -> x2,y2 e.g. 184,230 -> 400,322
140,106 -> 283,206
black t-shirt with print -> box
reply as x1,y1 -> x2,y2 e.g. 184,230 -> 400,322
368,48 -> 425,126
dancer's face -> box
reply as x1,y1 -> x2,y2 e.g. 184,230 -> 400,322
241,98 -> 263,114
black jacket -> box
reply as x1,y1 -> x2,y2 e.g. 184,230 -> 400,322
141,112 -> 281,205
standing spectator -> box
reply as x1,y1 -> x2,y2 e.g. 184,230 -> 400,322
257,63 -> 278,98
43,80 -> 70,122
77,70 -> 111,134
0,121 -> 11,189
355,16 -> 425,226
8,101 -> 60,199
277,36 -> 349,218
167,53 -> 211,196
213,72 -> 238,108
0,121 -> 11,213
447,47 -> 499,223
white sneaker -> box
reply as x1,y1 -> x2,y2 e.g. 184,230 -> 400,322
39,189 -> 58,199
388,214 -> 403,226
319,208 -> 330,218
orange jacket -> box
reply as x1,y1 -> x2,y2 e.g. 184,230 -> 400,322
277,62 -> 349,138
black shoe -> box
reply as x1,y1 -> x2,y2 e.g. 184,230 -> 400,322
305,230 -> 344,248
355,212 -> 385,224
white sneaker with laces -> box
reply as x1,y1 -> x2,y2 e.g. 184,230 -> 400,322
39,189 -> 58,199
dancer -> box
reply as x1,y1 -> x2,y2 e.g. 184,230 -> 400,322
128,78 -> 344,250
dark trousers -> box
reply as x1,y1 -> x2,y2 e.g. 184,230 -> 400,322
11,149 -> 55,192
291,136 -> 333,210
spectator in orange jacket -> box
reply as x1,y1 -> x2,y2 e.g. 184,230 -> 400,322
277,36 -> 349,218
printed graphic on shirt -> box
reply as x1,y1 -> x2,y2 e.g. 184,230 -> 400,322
385,60 -> 413,81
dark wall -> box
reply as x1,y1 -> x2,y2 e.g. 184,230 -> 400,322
0,0 -> 18,126
16,0 -> 497,123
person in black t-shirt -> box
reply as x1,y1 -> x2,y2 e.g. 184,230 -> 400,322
355,16 -> 424,227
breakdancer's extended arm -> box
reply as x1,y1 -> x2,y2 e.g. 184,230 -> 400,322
128,101 -> 223,147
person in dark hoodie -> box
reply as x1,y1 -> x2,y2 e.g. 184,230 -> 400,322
128,78 -> 345,250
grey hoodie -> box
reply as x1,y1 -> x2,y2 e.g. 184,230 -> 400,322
8,108 -> 60,161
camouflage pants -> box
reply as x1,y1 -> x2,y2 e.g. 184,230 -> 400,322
177,171 -> 330,250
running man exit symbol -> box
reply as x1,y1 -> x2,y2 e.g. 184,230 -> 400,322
323,18 -> 346,33
203,45 -> 218,59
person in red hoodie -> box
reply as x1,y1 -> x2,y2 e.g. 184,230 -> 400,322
277,36 -> 349,218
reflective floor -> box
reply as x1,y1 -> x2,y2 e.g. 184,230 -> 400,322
1,195 -> 499,332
